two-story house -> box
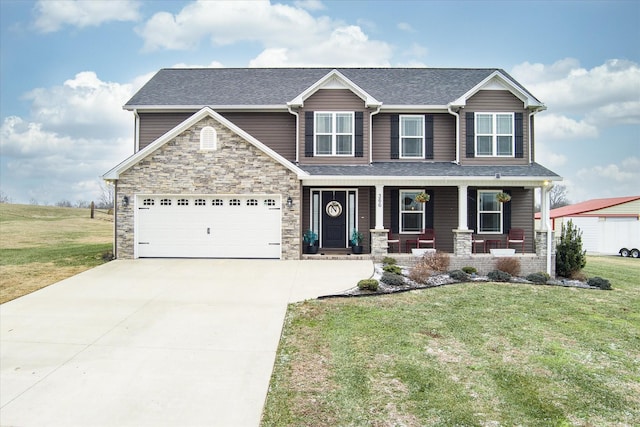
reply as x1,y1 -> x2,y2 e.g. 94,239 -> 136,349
104,68 -> 560,273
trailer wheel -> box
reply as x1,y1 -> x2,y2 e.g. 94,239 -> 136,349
631,249 -> 640,258
620,248 -> 630,257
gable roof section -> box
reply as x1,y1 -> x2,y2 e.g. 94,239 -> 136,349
534,196 -> 640,219
103,107 -> 306,180
124,68 -> 543,110
450,70 -> 545,110
288,69 -> 381,108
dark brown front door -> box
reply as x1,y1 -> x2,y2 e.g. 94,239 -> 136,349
322,191 -> 347,248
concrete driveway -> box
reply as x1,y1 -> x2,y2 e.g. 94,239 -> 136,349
0,259 -> 373,427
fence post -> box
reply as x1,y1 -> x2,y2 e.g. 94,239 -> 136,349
90,201 -> 95,219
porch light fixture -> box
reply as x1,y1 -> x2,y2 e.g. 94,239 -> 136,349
122,195 -> 129,207
286,196 -> 293,209
494,173 -> 501,179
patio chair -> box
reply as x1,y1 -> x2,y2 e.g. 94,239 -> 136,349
416,229 -> 435,249
472,234 -> 486,253
507,228 -> 525,253
387,231 -> 401,253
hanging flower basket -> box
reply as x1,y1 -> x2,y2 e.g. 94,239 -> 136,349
415,192 -> 430,203
496,192 -> 511,203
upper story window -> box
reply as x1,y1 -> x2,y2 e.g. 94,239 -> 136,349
315,112 -> 354,156
200,126 -> 217,150
400,115 -> 424,158
399,190 -> 425,233
477,190 -> 503,233
476,113 -> 513,157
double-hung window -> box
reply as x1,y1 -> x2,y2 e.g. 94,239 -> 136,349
400,190 -> 425,233
476,113 -> 513,156
477,190 -> 502,233
400,115 -> 424,158
315,112 -> 354,156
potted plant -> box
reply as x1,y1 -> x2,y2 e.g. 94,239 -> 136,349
496,192 -> 511,203
303,229 -> 318,254
350,229 -> 364,254
415,192 -> 430,203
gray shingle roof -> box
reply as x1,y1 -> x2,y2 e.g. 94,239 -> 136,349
125,68 -> 540,108
298,162 -> 560,178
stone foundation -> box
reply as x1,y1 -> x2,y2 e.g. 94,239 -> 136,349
370,229 -> 390,258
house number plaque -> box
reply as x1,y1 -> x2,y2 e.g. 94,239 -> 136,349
325,200 -> 343,217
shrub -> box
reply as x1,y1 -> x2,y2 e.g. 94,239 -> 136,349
419,251 -> 450,273
382,256 -> 397,265
494,257 -> 521,276
525,272 -> 549,284
448,270 -> 470,282
408,263 -> 432,284
357,279 -> 379,291
587,276 -> 612,290
381,272 -> 405,286
462,266 -> 477,275
487,270 -> 512,282
570,270 -> 587,281
556,219 -> 587,277
383,264 -> 403,275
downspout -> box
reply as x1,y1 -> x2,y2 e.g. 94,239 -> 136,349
133,109 -> 140,153
528,110 -> 538,165
369,105 -> 382,164
545,183 -> 553,276
288,105 -> 299,164
448,105 -> 460,164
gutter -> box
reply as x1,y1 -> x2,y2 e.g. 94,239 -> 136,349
447,105 -> 460,164
369,105 -> 382,164
287,105 -> 299,164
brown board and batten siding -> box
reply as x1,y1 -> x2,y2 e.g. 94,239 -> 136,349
372,113 -> 456,162
298,89 -> 370,165
460,90 -> 530,166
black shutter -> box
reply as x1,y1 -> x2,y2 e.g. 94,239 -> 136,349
425,189 -> 434,229
355,111 -> 363,157
514,112 -> 524,158
304,111 -> 314,157
502,189 -> 512,233
390,189 -> 399,233
465,112 -> 475,158
425,114 -> 434,159
390,114 -> 399,159
468,188 -> 477,232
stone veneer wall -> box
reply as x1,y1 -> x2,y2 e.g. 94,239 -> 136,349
115,115 -> 301,260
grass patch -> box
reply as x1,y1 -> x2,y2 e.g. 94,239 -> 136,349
0,204 -> 113,303
262,256 -> 640,426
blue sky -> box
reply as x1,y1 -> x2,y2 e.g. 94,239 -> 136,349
1,0 -> 639,205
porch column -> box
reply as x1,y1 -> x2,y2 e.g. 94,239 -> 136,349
457,185 -> 468,230
375,184 -> 384,229
537,183 -> 555,276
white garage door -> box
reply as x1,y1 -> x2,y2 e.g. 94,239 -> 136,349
136,195 -> 281,258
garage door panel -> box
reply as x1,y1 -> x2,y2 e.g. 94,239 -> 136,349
136,195 -> 281,259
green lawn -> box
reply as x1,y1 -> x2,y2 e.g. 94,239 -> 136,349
262,256 -> 640,426
0,204 -> 113,303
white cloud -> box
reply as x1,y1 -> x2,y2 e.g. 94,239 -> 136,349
512,58 -> 640,126
22,72 -> 132,139
33,0 -> 141,33
137,0 -> 392,66
0,72 -> 141,204
535,113 -> 599,141
397,22 -> 415,32
249,26 -> 391,67
572,157 -> 640,201
533,141 -> 567,168
294,0 -> 325,11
